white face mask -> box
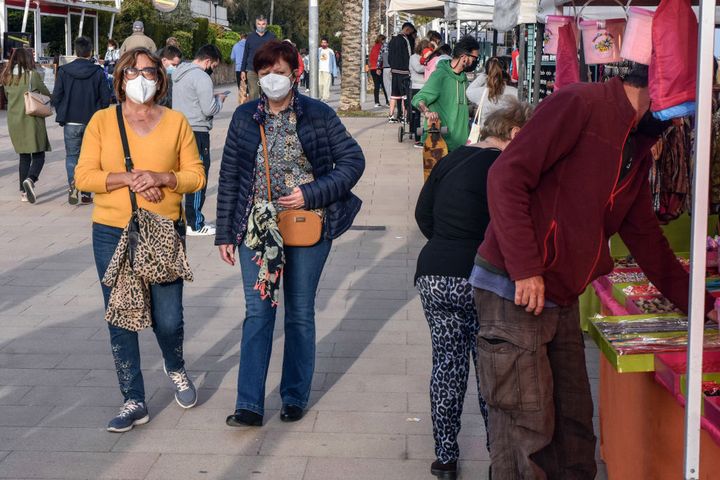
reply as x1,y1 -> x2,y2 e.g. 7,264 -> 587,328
259,73 -> 293,101
125,76 -> 157,104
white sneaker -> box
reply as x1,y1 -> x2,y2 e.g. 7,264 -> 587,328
186,224 -> 216,236
20,192 -> 28,202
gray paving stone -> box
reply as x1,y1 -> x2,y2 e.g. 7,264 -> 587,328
308,391 -> 407,413
260,431 -> 405,459
0,426 -> 120,452
145,454 -> 309,480
112,428 -> 264,455
303,458 -> 492,480
0,451 -> 159,479
0,368 -> 89,386
0,406 -> 53,427
322,373 -> 428,393
0,386 -> 32,405
19,386 -> 136,407
0,353 -> 66,369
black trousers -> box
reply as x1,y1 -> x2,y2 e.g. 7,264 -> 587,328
185,131 -> 210,231
411,88 -> 421,141
19,152 -> 45,191
370,70 -> 388,105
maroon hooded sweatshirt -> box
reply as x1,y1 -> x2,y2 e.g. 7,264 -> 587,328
477,77 -> 713,313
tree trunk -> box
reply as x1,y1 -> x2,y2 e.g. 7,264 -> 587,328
338,0 -> 362,111
368,0 -> 381,42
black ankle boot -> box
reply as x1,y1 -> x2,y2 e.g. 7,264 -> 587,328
430,460 -> 457,479
226,409 -> 263,427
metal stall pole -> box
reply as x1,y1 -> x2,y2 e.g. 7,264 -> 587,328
308,0 -> 319,99
684,0 -> 716,478
21,0 -> 30,32
108,13 -> 115,39
93,14 -> 99,57
360,0 -> 368,105
33,4 -> 40,59
532,23 -> 544,104
79,9 -> 85,36
491,29 -> 498,56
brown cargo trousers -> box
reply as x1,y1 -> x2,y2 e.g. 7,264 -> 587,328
473,288 -> 597,480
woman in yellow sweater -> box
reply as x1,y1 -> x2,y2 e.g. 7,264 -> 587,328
75,48 -> 206,433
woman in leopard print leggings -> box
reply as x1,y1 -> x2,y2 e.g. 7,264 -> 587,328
414,99 -> 533,479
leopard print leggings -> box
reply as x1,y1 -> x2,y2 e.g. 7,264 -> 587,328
417,275 -> 490,464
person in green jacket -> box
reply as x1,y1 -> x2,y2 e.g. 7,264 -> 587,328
2,48 -> 51,204
412,36 -> 480,152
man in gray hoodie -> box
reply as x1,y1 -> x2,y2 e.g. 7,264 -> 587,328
173,44 -> 226,236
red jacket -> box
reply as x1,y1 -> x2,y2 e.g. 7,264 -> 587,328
369,43 -> 382,70
478,77 -> 713,313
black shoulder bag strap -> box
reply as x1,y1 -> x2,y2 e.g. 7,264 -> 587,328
115,104 -> 138,212
116,104 -> 140,264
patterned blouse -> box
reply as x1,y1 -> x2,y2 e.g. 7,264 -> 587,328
253,105 -> 319,214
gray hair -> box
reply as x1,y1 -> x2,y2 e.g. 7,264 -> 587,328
480,97 -> 534,142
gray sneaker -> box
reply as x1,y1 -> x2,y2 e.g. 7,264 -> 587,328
22,178 -> 36,204
164,365 -> 197,409
106,400 -> 149,433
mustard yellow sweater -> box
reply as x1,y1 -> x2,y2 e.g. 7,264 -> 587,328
75,106 -> 206,228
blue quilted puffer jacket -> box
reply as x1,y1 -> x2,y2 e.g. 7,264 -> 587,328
215,94 -> 365,246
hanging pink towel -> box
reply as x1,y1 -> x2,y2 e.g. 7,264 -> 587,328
649,0 -> 698,112
554,24 -> 580,91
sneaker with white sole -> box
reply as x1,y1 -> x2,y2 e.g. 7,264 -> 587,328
186,224 -> 216,236
20,192 -> 28,202
22,178 -> 36,204
106,400 -> 149,433
163,365 -> 197,408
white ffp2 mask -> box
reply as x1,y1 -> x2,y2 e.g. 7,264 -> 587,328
259,73 -> 293,101
125,76 -> 157,104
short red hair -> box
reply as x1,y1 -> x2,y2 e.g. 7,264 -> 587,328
253,40 -> 299,73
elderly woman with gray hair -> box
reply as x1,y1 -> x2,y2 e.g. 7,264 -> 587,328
414,98 -> 533,480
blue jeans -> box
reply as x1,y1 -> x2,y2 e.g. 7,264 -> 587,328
92,223 -> 185,403
236,239 -> 332,415
185,131 -> 210,230
64,124 -> 86,187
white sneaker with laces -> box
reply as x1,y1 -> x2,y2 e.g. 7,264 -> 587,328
186,224 -> 216,236
20,192 -> 28,202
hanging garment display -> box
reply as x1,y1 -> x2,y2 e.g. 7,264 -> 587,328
554,24 -> 580,90
579,18 -> 626,64
710,100 -> 720,212
649,120 -> 692,223
620,7 -> 654,65
544,15 -> 577,55
649,0 -> 698,117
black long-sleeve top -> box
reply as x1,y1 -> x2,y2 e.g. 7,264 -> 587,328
414,146 -> 502,282
388,34 -> 414,72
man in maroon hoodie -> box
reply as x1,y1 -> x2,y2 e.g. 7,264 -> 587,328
470,64 -> 715,479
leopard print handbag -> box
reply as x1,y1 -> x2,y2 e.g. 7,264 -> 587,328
100,105 -> 193,332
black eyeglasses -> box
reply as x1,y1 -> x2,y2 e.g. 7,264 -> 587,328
123,67 -> 158,80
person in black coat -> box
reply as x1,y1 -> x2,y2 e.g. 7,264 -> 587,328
52,36 -> 112,205
387,21 -> 416,123
414,98 -> 533,480
217,40 -> 364,428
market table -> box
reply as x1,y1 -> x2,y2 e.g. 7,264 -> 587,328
599,356 -> 720,480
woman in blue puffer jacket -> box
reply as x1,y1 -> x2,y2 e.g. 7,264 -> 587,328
216,40 -> 365,427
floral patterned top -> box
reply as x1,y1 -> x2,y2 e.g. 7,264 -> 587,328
253,105 -> 320,215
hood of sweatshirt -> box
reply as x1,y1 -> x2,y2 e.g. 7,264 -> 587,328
172,62 -> 203,83
62,58 -> 103,79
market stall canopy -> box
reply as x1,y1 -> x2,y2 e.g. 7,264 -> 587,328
386,0 -> 445,17
493,0 -> 538,31
537,1 -> 720,24
444,0 -> 494,22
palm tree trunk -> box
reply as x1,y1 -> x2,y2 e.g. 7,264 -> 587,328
368,0 -> 381,42
339,0 -> 362,111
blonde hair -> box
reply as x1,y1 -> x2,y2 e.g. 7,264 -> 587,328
486,57 -> 506,102
480,98 -> 534,142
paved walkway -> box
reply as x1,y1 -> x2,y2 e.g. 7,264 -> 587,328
0,83 -> 606,479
